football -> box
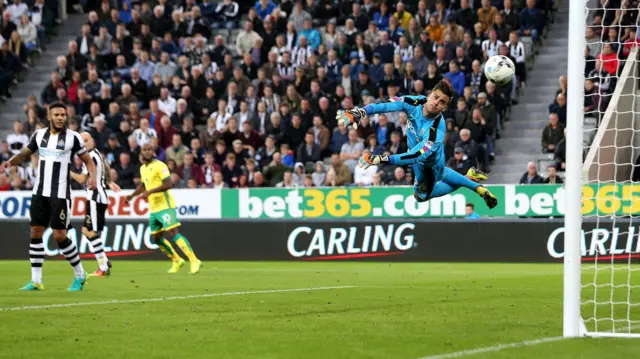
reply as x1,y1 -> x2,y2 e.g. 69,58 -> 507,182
483,55 -> 516,85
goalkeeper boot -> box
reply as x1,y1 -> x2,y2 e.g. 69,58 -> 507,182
476,186 -> 498,209
466,167 -> 488,183
20,281 -> 44,291
67,273 -> 87,292
168,258 -> 185,273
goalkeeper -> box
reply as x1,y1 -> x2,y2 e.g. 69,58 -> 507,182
337,80 -> 498,209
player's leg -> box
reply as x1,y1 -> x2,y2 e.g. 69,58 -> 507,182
153,230 -> 186,273
52,199 -> 87,291
433,167 -> 498,208
150,212 -> 184,272
165,227 -> 202,274
413,158 -> 498,209
84,201 -> 110,276
161,208 -> 201,273
21,225 -> 46,290
21,195 -> 49,290
412,163 -> 436,202
438,167 -> 481,193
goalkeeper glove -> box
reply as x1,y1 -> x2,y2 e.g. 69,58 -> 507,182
358,153 -> 389,170
336,108 -> 367,129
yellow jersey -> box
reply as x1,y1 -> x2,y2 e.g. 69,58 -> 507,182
140,160 -> 176,213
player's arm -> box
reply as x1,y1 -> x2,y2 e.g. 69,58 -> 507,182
389,138 -> 440,165
70,171 -> 89,184
71,161 -> 90,184
0,147 -> 32,172
360,118 -> 446,168
73,133 -> 96,189
79,151 -> 97,190
362,99 -> 407,115
103,161 -> 121,192
0,131 -> 38,171
126,182 -> 146,202
387,118 -> 446,165
337,96 -> 420,128
144,176 -> 172,197
358,138 -> 439,169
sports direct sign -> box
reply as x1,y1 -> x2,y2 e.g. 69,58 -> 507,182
0,189 -> 221,219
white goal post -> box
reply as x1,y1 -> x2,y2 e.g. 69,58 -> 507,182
564,0 -> 640,338
563,0 -> 587,338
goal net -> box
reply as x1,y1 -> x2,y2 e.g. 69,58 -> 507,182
565,0 -> 640,338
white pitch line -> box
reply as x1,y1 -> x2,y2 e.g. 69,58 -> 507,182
418,323 -> 640,359
0,286 -> 356,312
417,336 -> 566,359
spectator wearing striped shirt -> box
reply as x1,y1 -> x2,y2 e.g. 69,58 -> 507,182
505,31 -> 526,85
292,35 -> 313,66
395,36 -> 413,63
481,28 -> 503,60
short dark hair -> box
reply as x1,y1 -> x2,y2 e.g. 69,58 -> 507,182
466,203 -> 475,209
48,102 -> 67,112
432,80 -> 454,100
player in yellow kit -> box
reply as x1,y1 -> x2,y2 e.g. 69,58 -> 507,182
125,144 -> 202,274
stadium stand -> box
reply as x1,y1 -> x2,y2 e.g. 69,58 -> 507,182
0,1 -> 80,137
0,0 -> 561,190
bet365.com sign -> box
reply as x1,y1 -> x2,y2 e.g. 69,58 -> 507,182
0,185 -> 637,219
217,184 -> 640,218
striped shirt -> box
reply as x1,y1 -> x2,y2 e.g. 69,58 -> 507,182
395,45 -> 414,62
291,46 -> 313,66
82,149 -> 109,204
277,62 -> 295,80
504,41 -> 526,63
481,39 -> 503,58
27,128 -> 87,200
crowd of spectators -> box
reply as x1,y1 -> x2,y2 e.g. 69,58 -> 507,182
0,0 -> 55,101
2,0 -> 556,190
537,0 -> 640,180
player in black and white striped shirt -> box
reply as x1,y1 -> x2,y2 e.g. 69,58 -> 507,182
71,132 -> 121,277
0,103 -> 97,291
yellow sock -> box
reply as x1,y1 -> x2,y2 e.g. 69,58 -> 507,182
174,234 -> 198,262
158,238 -> 181,262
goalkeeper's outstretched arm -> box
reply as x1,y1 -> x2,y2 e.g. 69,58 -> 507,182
362,100 -> 406,115
359,138 -> 442,169
388,139 -> 441,166
337,97 -> 412,128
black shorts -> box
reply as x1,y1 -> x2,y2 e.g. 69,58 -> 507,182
30,195 -> 71,230
83,200 -> 107,233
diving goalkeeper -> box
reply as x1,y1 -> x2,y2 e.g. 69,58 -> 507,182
337,80 -> 498,208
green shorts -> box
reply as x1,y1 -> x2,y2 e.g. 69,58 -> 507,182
149,208 -> 181,235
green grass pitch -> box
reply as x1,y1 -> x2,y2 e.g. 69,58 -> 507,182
1,261 -> 640,359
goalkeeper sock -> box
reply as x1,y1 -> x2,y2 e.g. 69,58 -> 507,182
156,238 -> 181,262
172,234 -> 198,262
